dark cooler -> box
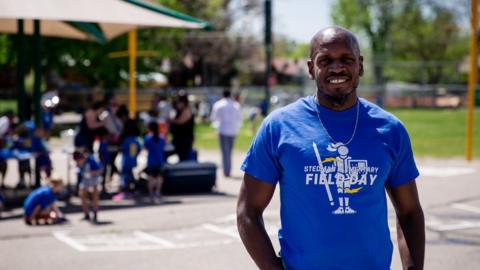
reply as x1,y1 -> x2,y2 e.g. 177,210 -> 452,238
162,161 -> 217,194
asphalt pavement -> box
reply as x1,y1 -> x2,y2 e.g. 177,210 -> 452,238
0,140 -> 479,270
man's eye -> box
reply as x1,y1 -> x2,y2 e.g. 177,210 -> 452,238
342,58 -> 354,63
318,59 -> 329,65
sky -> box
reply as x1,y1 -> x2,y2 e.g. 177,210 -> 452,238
274,0 -> 334,43
229,0 -> 335,44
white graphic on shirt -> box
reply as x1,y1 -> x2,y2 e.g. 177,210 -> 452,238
305,142 -> 380,215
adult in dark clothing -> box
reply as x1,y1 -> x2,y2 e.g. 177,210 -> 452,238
170,93 -> 194,161
74,101 -> 105,153
116,105 -> 140,143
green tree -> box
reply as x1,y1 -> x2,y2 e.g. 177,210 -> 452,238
0,0 -> 263,91
331,0 -> 468,86
332,0 -> 394,100
387,0 -> 467,84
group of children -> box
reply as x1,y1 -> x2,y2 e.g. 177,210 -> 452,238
17,120 -> 167,225
0,122 -> 52,189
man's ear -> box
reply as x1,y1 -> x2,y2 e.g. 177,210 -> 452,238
359,56 -> 364,76
307,60 -> 315,80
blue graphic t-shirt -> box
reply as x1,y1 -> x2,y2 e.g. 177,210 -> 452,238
121,136 -> 141,169
241,96 -> 419,270
144,134 -> 165,167
23,186 -> 56,216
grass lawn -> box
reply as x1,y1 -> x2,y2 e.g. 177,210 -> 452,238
195,109 -> 480,158
0,99 -> 17,114
391,109 -> 480,158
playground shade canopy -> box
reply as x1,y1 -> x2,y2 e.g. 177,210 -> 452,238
0,0 -> 210,41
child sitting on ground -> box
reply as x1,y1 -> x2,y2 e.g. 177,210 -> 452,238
73,148 -> 103,223
23,177 -> 65,225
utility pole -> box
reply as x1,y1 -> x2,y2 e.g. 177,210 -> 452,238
33,20 -> 42,126
128,30 -> 137,119
466,0 -> 478,161
16,19 -> 26,122
264,0 -> 272,114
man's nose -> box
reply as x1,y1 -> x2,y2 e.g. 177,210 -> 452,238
329,60 -> 346,72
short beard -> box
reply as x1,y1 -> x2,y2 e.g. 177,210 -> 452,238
318,88 -> 356,108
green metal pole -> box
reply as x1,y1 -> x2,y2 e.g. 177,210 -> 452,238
264,0 -> 272,114
33,20 -> 42,126
16,19 -> 26,122
33,20 -> 42,188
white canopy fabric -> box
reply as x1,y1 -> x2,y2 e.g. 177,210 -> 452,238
0,18 -> 94,40
0,0 -> 209,40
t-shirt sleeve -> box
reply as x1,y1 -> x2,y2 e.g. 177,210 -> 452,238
386,122 -> 419,188
88,156 -> 102,171
241,117 -> 282,184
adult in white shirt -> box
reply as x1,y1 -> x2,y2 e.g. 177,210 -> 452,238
210,89 -> 242,177
0,111 -> 14,138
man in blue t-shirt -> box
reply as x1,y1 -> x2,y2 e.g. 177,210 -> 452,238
237,26 -> 425,270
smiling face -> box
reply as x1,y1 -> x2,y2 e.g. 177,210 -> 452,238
308,27 -> 364,110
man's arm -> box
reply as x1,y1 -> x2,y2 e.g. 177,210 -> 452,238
237,173 -> 283,270
386,187 -> 414,269
388,180 -> 425,270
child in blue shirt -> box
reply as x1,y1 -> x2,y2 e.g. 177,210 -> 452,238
0,141 -> 11,189
73,148 -> 103,223
144,122 -> 165,203
117,129 -> 141,199
23,178 -> 65,225
41,107 -> 54,139
13,123 -> 34,189
32,127 -> 52,180
98,129 -> 116,194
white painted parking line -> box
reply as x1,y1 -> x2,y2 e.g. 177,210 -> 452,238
418,166 -> 475,177
427,221 -> 480,232
426,214 -> 480,232
214,214 -> 237,223
53,210 -> 420,253
202,223 -> 240,239
175,239 -> 235,249
53,230 -> 166,252
451,203 -> 480,214
133,230 -> 176,248
53,231 -> 88,252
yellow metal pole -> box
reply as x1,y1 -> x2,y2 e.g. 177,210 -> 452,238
128,30 -> 137,119
466,0 -> 478,161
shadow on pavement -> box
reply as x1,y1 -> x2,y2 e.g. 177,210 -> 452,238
1,186 -> 233,221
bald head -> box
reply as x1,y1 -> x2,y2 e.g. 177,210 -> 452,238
309,26 -> 360,59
